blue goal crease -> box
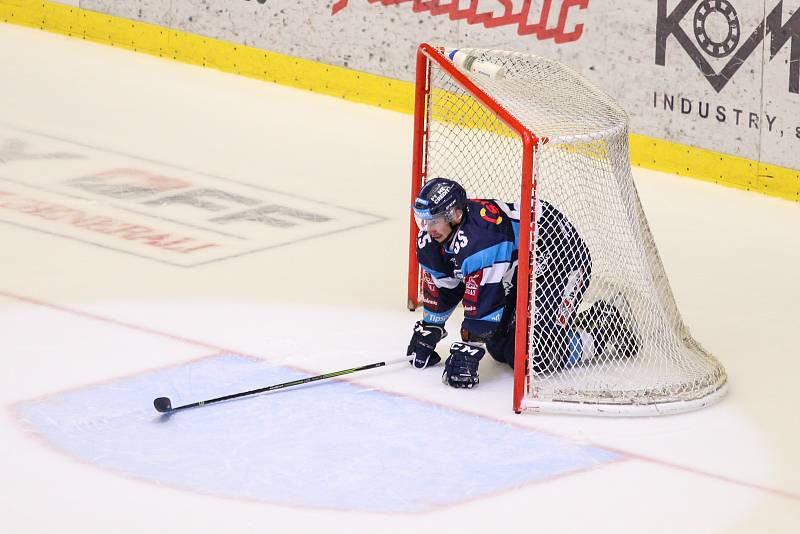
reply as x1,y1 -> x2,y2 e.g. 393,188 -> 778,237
14,354 -> 622,513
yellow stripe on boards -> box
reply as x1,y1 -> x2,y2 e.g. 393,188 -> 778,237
1,0 -> 798,203
630,134 -> 800,202
0,0 -> 415,113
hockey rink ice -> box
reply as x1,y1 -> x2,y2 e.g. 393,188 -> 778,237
1,23 -> 799,533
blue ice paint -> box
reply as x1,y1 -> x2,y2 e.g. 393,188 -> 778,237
16,355 -> 621,513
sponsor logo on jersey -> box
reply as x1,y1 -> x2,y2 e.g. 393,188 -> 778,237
421,295 -> 439,307
423,313 -> 448,324
422,271 -> 438,292
485,310 -> 504,322
464,276 -> 479,297
478,200 -> 504,225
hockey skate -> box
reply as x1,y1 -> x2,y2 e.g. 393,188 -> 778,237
577,294 -> 640,359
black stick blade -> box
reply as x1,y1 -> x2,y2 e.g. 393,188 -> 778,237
153,397 -> 172,413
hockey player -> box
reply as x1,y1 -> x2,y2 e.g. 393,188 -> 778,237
406,177 -> 639,388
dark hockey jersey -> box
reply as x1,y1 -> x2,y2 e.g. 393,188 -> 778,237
417,198 -> 588,338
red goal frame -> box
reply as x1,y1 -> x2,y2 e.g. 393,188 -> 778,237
406,43 -> 547,413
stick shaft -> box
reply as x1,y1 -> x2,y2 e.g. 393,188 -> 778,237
167,356 -> 408,412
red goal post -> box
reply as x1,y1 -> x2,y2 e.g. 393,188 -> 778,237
406,43 -> 542,413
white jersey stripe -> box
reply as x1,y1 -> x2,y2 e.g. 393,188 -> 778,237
497,199 -> 543,224
481,262 -> 510,284
431,276 -> 463,290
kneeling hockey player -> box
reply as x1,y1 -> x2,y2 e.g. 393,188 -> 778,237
407,177 -> 639,389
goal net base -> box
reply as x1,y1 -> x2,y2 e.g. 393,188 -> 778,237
518,383 -> 728,416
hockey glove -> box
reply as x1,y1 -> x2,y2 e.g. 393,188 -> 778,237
407,321 -> 446,369
442,342 -> 485,388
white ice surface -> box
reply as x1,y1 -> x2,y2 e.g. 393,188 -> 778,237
0,22 -> 799,533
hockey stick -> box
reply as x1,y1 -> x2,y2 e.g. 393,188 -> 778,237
153,356 -> 408,413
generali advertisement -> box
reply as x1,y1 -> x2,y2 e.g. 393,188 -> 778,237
74,0 -> 798,171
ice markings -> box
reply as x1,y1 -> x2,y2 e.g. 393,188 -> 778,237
0,125 -> 383,266
16,355 -> 621,512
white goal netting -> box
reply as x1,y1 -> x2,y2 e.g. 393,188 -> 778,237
417,46 -> 727,415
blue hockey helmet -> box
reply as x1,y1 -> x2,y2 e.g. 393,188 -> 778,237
412,177 -> 467,230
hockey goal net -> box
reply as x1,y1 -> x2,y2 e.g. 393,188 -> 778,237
407,44 -> 727,415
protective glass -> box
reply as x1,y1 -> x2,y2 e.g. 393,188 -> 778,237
414,212 -> 448,231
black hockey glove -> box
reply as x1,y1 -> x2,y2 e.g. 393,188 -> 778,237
407,321 -> 446,369
442,342 -> 485,388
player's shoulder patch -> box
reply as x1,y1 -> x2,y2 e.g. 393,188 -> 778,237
469,199 -> 508,228
455,200 -> 513,251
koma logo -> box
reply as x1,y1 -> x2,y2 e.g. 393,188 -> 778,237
656,0 -> 800,93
